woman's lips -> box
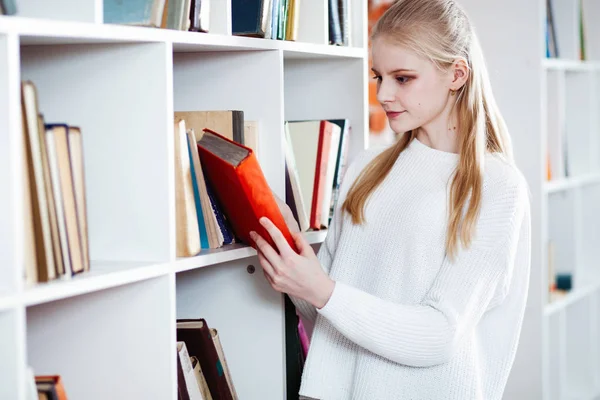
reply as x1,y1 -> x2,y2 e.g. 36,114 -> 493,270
386,111 -> 405,118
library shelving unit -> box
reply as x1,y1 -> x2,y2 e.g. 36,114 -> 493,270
542,1 -> 600,399
458,0 -> 597,399
0,1 -> 368,399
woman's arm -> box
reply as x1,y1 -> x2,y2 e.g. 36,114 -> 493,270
316,177 -> 530,367
273,194 -> 337,326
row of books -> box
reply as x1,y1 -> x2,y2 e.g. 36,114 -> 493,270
176,318 -> 237,400
232,0 -> 300,40
545,0 -> 588,60
285,119 -> 350,232
173,110 -> 260,256
104,0 -> 210,32
21,81 -> 91,285
102,0 -> 353,46
0,0 -> 15,15
174,109 -> 350,257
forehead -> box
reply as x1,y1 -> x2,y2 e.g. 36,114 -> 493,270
371,37 -> 429,72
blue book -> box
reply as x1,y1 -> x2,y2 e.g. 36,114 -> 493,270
187,134 -> 210,249
104,0 -> 166,27
0,0 -> 17,15
232,0 -> 270,37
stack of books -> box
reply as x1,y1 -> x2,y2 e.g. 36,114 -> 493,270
176,318 -> 238,400
284,119 -> 350,232
21,81 -> 90,285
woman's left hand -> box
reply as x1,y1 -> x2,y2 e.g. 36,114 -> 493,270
250,217 -> 335,309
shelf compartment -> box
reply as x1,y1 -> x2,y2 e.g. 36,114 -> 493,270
176,257 -> 284,399
20,41 -> 174,263
549,0 -> 582,61
565,297 -> 596,398
26,275 -> 175,400
547,190 -> 577,279
173,49 -> 285,196
564,70 -> 594,177
582,0 -> 600,61
284,56 -> 368,163
546,68 -> 566,182
580,184 -> 600,280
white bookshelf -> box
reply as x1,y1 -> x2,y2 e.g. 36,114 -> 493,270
458,0 -> 599,399
541,0 -> 600,399
0,0 -> 368,398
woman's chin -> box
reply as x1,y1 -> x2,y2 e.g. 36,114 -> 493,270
388,120 -> 417,135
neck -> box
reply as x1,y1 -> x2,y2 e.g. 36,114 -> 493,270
415,101 -> 460,154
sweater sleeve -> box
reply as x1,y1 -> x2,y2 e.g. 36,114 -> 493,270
316,175 -> 530,367
287,148 -> 379,325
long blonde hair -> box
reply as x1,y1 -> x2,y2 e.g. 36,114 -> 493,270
343,0 -> 514,260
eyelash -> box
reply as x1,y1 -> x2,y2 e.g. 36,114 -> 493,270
371,75 -> 413,84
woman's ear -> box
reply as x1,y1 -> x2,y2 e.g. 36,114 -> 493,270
450,58 -> 469,91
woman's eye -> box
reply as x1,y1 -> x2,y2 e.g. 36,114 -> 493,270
372,75 -> 382,82
396,76 -> 411,84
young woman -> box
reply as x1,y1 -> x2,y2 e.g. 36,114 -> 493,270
251,0 -> 531,398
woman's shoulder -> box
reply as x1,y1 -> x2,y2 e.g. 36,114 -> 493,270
483,153 -> 530,202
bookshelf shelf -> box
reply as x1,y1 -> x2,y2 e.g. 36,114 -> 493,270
22,260 -> 171,307
544,278 -> 600,316
544,173 -> 600,193
13,230 -> 328,306
0,15 -> 366,59
543,58 -> 600,71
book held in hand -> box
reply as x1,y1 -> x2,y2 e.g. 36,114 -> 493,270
196,129 -> 298,253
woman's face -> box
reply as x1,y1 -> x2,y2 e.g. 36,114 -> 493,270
371,37 -> 454,135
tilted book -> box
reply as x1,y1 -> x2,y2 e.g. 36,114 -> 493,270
196,129 -> 297,253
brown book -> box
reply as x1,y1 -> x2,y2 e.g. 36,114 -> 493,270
177,319 -> 233,400
39,114 -> 64,277
67,127 -> 90,272
175,111 -> 244,145
21,109 -> 38,285
45,124 -> 84,275
21,81 -> 56,282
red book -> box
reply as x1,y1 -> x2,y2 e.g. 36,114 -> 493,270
311,121 -> 334,230
196,128 -> 298,253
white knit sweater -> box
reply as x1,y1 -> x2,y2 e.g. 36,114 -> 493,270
291,137 -> 531,400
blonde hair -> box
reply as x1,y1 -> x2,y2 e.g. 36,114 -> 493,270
343,0 -> 514,260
